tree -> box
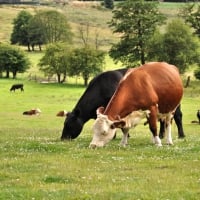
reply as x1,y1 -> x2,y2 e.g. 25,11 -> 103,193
78,23 -> 102,50
194,67 -> 200,80
39,42 -> 73,83
10,10 -> 33,51
27,14 -> 47,51
147,19 -> 200,74
104,0 -> 114,9
69,47 -> 105,86
0,44 -> 30,78
39,43 -> 105,85
34,10 -> 73,44
180,3 -> 200,38
109,0 -> 166,66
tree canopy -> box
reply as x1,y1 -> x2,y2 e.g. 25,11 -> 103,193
104,0 -> 114,9
109,0 -> 166,66
34,10 -> 73,44
10,10 -> 33,51
180,3 -> 200,38
39,42 -> 73,83
0,44 -> 30,78
147,19 -> 200,74
69,47 -> 105,86
10,10 -> 73,51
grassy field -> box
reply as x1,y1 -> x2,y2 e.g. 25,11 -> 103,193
0,2 -> 200,199
0,77 -> 200,200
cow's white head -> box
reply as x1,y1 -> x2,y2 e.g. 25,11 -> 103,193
89,107 -> 150,148
89,107 -> 117,148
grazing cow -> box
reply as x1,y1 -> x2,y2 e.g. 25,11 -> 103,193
61,68 -> 185,140
90,62 -> 183,148
56,110 -> 68,117
23,108 -> 41,115
10,84 -> 24,92
61,68 -> 128,140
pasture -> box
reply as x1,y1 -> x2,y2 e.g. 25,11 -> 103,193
0,78 -> 200,199
0,2 -> 200,199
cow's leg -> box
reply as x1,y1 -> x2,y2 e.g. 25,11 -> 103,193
149,106 -> 162,146
120,128 -> 129,147
165,114 -> 173,145
159,119 -> 165,139
174,105 -> 185,138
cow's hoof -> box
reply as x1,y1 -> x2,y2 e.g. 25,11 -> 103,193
155,143 -> 162,147
89,144 -> 97,149
166,142 -> 173,145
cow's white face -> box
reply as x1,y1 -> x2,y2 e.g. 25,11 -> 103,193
89,109 -> 151,148
90,113 -> 116,148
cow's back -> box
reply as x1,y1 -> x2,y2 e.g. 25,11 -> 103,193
75,68 -> 128,119
105,62 -> 183,117
138,62 -> 183,113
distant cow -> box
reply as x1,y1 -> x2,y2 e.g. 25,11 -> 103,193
56,110 -> 68,117
23,108 -> 41,116
10,84 -> 24,92
90,62 -> 183,148
197,110 -> 200,124
61,68 -> 185,140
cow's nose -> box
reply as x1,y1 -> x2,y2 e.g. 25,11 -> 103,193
89,143 -> 97,149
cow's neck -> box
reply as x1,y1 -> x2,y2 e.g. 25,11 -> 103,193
104,99 -> 135,121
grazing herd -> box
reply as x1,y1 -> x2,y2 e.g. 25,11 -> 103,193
89,62 -> 183,148
10,61 -> 199,148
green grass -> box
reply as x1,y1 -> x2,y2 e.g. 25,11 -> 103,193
0,2 -> 200,199
0,78 -> 200,199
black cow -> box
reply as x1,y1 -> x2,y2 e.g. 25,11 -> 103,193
61,68 -> 185,140
10,84 -> 24,92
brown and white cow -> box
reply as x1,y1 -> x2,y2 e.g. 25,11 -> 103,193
90,62 -> 183,148
56,110 -> 68,117
23,108 -> 41,116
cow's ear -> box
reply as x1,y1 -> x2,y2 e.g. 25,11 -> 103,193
110,120 -> 126,129
96,106 -> 105,115
66,111 -> 71,118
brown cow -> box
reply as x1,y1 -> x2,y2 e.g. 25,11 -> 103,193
23,108 -> 41,116
90,62 -> 183,148
56,110 -> 68,117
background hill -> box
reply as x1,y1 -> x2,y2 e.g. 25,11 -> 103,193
0,2 -> 187,80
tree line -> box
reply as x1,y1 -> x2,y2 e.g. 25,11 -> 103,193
0,0 -> 200,84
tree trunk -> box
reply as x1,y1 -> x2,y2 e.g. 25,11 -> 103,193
57,74 -> 61,83
84,77 -> 89,86
141,51 -> 145,65
6,70 -> 9,78
39,44 -> 42,51
61,74 -> 66,83
27,44 -> 31,52
31,44 -> 35,51
184,76 -> 190,88
12,71 -> 17,79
